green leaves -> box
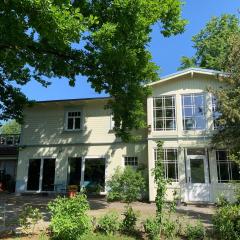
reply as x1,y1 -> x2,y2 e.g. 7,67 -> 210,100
0,0 -> 186,141
179,14 -> 240,71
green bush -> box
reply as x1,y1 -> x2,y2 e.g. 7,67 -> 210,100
213,204 -> 240,240
106,166 -> 146,203
143,218 -> 160,240
121,205 -> 138,234
162,218 -> 178,239
98,212 -> 120,235
216,194 -> 229,207
19,205 -> 43,234
185,221 -> 205,240
48,194 -> 91,240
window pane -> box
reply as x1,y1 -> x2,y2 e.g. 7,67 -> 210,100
183,95 -> 192,106
231,162 -> 240,181
166,120 -> 175,129
154,98 -> 162,108
167,150 -> 177,160
195,117 -> 205,129
165,97 -> 173,107
217,150 -> 228,161
184,118 -> 194,130
194,106 -> 204,116
68,118 -> 74,129
187,148 -> 205,155
184,108 -> 193,117
190,158 -> 205,183
75,118 -> 81,129
166,109 -> 174,118
218,163 -> 230,182
155,109 -> 163,118
194,95 -> 204,106
155,119 -> 164,130
167,163 -> 177,180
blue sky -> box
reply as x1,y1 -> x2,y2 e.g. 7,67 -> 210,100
21,0 -> 240,101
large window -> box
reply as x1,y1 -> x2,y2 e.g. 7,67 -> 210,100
66,111 -> 81,130
182,93 -> 206,130
153,96 -> 176,131
211,96 -> 221,129
216,150 -> 240,183
154,148 -> 178,182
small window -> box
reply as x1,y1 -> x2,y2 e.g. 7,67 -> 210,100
66,111 -> 81,130
124,157 -> 138,167
154,148 -> 178,182
216,150 -> 240,183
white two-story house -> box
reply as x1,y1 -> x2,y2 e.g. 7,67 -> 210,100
15,68 -> 240,202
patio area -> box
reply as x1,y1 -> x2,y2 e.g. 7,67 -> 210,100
0,193 -> 216,235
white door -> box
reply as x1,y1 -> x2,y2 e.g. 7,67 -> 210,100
186,155 -> 210,202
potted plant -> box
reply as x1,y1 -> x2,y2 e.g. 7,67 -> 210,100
67,185 -> 78,198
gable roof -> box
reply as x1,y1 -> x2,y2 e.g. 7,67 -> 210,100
147,68 -> 224,86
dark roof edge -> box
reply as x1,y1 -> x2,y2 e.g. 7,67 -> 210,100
36,96 -> 111,104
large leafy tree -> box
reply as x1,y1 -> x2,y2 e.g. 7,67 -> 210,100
0,0 -> 186,141
179,14 -> 240,71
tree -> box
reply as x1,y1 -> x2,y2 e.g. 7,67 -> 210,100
0,0 -> 187,141
211,33 -> 240,158
179,14 -> 240,158
0,120 -> 21,134
179,14 -> 240,71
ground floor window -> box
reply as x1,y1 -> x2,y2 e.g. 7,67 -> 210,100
124,156 -> 138,167
84,158 -> 105,193
27,158 -> 56,191
154,148 -> 178,182
216,150 -> 240,182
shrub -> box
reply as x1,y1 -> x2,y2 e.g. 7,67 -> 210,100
185,221 -> 205,240
19,205 -> 43,234
48,194 -> 91,240
213,204 -> 240,240
106,166 -> 146,203
162,218 -> 178,239
143,218 -> 160,240
98,212 -> 120,235
216,194 -> 229,207
121,205 -> 138,234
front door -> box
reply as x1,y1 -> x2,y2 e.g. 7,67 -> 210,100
186,152 -> 210,202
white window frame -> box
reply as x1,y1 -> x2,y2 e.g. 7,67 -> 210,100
124,156 -> 138,167
182,93 -> 206,130
216,150 -> 240,183
153,95 -> 176,131
65,111 -> 82,131
154,148 -> 179,182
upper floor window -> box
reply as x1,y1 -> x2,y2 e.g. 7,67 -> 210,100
216,150 -> 240,183
124,156 -> 138,167
211,96 -> 221,129
66,111 -> 81,130
182,93 -> 206,130
154,148 -> 178,182
153,96 -> 176,131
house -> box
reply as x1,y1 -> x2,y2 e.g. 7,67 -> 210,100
15,68 -> 240,202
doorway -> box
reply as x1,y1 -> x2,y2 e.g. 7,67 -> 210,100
27,158 -> 56,191
185,149 -> 210,202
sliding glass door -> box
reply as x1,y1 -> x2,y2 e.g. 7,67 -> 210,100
27,158 -> 56,191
